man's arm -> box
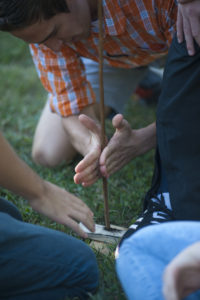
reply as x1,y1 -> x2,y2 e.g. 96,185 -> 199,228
0,131 -> 95,237
30,44 -> 96,117
30,44 -> 103,182
30,45 -> 156,186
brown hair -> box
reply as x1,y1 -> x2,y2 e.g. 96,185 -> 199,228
0,0 -> 69,31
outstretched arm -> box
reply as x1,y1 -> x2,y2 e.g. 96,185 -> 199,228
163,242 -> 200,300
0,131 -> 95,238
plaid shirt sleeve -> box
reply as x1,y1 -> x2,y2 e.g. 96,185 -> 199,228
29,44 -> 96,117
156,0 -> 177,47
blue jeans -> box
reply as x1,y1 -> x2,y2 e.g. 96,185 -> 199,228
116,222 -> 200,300
0,199 -> 99,300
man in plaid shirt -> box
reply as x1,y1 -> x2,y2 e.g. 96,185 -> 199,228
0,0 -> 177,187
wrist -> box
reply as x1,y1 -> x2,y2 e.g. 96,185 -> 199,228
25,177 -> 47,207
132,123 -> 156,156
27,180 -> 55,215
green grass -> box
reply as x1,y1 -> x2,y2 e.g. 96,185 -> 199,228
0,31 -> 156,300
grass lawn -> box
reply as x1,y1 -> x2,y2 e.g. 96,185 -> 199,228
0,31 -> 156,299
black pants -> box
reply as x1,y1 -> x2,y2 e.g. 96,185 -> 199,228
157,35 -> 200,220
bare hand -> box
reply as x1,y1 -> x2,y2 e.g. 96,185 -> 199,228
30,180 -> 95,238
99,114 -> 135,177
177,0 -> 200,56
74,114 -> 102,187
163,242 -> 200,300
99,114 -> 156,178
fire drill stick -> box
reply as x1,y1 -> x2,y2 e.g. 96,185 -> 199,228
98,0 -> 110,230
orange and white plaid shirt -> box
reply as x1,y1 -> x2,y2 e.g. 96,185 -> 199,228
30,0 -> 177,117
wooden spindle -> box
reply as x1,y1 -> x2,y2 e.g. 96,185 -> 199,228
98,0 -> 110,230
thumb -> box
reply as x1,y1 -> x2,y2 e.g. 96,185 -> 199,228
112,114 -> 130,131
79,114 -> 101,136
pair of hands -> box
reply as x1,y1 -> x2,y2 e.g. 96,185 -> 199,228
73,114 -> 145,187
55,113 -> 154,237
177,0 -> 200,56
163,242 -> 200,300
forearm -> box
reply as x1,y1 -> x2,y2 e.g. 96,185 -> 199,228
0,131 -> 46,202
0,133 -> 95,235
132,122 -> 156,156
62,104 -> 99,156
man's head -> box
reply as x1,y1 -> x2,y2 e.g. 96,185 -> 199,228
0,0 -> 93,52
0,0 -> 69,31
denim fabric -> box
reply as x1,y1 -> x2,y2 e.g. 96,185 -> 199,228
0,197 -> 22,221
116,222 -> 200,300
0,200 -> 99,300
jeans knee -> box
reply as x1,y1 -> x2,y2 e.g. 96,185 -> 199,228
0,198 -> 23,221
82,247 -> 99,293
116,244 -> 129,280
